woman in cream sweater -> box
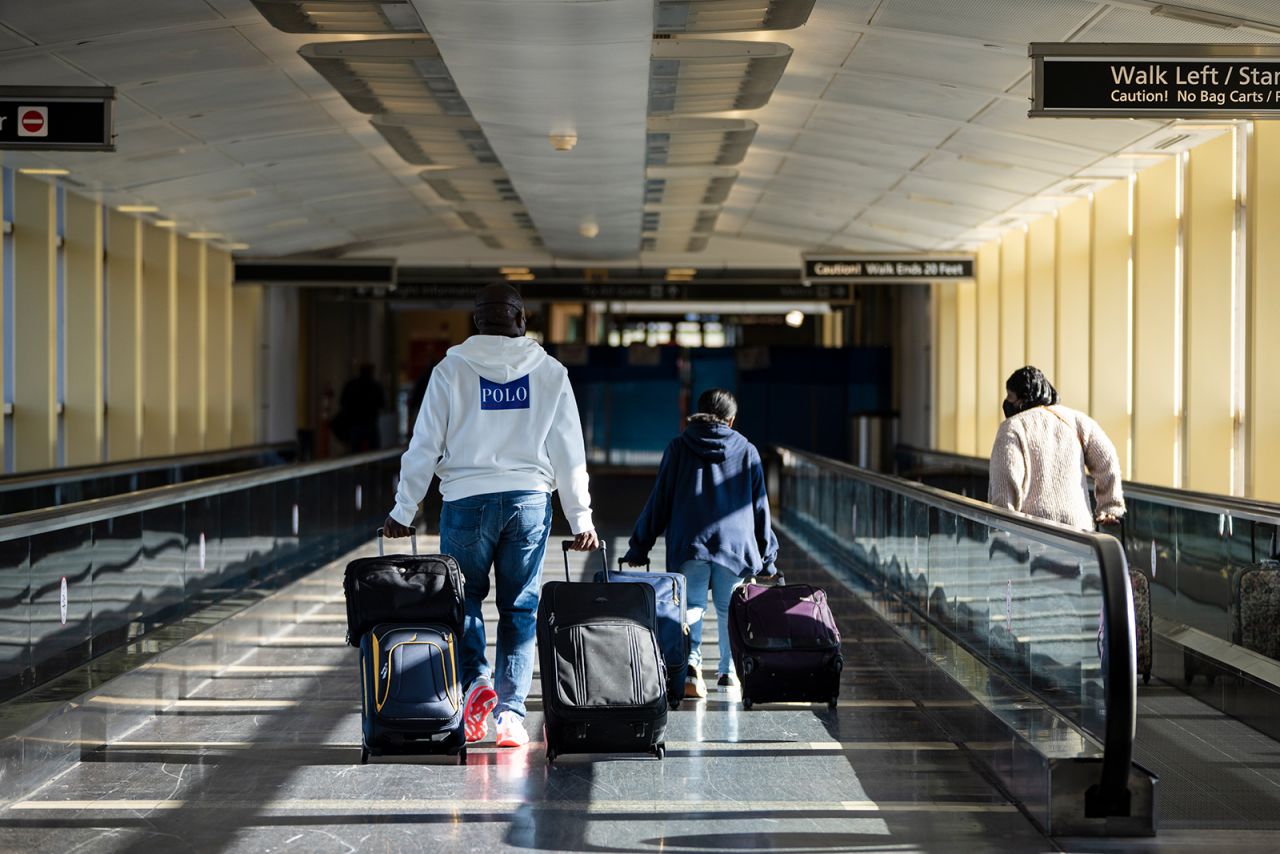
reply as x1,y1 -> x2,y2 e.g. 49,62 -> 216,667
988,366 -> 1125,530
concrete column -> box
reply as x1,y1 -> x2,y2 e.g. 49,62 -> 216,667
175,236 -> 207,453
63,193 -> 104,466
205,249 -> 233,450
1133,158 -> 1180,488
974,241 -> 1001,451
1090,179 -> 1132,477
106,211 -> 143,461
1055,198 -> 1091,411
12,174 -> 57,472
231,284 -> 261,446
141,223 -> 177,457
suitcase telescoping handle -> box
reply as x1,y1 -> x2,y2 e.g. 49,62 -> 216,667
561,539 -> 607,582
376,527 -> 417,557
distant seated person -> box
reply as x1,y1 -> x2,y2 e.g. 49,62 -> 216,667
622,388 -> 779,699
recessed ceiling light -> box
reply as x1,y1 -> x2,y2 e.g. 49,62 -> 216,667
500,266 -> 531,275
154,220 -> 177,228
188,231 -> 223,239
227,242 -> 250,251
18,167 -> 69,176
784,310 -> 805,328
116,204 -> 160,213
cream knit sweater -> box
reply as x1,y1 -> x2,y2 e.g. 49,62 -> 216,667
988,405 -> 1125,531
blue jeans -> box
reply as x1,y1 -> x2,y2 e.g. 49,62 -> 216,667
680,559 -> 742,677
440,491 -> 553,719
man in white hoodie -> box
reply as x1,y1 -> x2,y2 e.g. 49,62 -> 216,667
384,283 -> 598,748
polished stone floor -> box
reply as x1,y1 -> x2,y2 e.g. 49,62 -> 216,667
0,530 -> 1062,853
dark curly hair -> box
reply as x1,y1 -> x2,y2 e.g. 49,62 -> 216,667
1005,366 -> 1059,414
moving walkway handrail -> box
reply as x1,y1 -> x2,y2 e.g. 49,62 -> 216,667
0,448 -> 400,542
896,444 -> 1280,526
0,441 -> 296,493
778,446 -> 1137,817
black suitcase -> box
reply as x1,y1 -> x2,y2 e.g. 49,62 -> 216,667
537,541 -> 668,762
343,529 -> 464,646
344,530 -> 467,763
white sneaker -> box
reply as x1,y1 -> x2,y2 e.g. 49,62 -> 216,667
494,711 -> 530,748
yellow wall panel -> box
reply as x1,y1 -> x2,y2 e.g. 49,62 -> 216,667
206,249 -> 233,450
1090,179 -> 1132,476
955,277 -> 977,455
1025,216 -> 1056,379
141,224 -> 177,457
975,241 -> 1001,452
1184,132 -> 1235,494
999,230 -> 1026,382
175,237 -> 207,453
1249,122 -> 1280,501
1133,158 -> 1180,487
231,285 -> 261,446
12,175 -> 57,472
934,282 -> 958,452
63,193 -> 104,466
106,212 -> 143,461
1055,198 -> 1091,411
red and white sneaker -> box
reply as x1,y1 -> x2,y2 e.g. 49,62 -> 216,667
463,682 -> 498,743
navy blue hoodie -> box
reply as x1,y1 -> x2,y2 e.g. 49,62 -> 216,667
623,417 -> 779,577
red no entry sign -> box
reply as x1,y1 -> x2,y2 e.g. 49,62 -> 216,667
18,106 -> 47,136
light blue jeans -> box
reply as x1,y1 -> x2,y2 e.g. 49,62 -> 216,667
680,559 -> 743,678
440,491 -> 553,719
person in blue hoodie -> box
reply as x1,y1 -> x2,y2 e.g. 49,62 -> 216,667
622,388 -> 779,698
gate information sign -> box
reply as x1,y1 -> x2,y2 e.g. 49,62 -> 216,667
1031,44 -> 1280,119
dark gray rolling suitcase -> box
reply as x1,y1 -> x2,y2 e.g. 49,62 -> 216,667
537,541 -> 668,763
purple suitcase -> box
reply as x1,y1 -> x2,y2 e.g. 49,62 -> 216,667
727,578 -> 843,710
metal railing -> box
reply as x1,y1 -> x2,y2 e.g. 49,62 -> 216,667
0,442 -> 297,516
0,448 -> 399,702
777,446 -> 1137,817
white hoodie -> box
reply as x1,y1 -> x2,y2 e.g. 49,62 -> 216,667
389,335 -> 594,534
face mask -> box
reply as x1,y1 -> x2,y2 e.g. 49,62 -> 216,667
1002,399 -> 1018,419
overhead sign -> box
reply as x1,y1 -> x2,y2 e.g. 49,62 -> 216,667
803,256 -> 974,282
388,280 -> 851,303
235,258 -> 397,289
0,86 -> 115,151
1030,43 -> 1280,118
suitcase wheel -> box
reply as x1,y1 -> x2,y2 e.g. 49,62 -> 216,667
828,698 -> 838,710
653,744 -> 665,760
669,699 -> 682,711
741,696 -> 753,710
546,746 -> 557,764
456,748 -> 468,766
360,748 -> 369,765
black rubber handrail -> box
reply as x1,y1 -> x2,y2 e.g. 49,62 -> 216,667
897,444 -> 1280,526
0,449 -> 402,542
0,441 -> 297,492
777,445 -> 1137,818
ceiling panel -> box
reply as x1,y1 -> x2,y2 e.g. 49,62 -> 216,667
843,32 -> 1029,91
872,0 -> 1102,44
220,130 -> 363,166
60,28 -> 271,84
940,126 -> 1101,172
824,71 -> 996,122
0,0 -> 221,43
1079,6 -> 1280,42
972,98 -> 1165,152
914,151 -> 1066,194
126,68 -> 306,115
0,52 -> 101,86
173,99 -> 341,143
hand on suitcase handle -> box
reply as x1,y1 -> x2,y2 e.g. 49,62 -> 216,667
377,524 -> 417,556
561,539 -> 607,582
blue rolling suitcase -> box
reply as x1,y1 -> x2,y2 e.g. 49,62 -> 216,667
596,556 -> 690,710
